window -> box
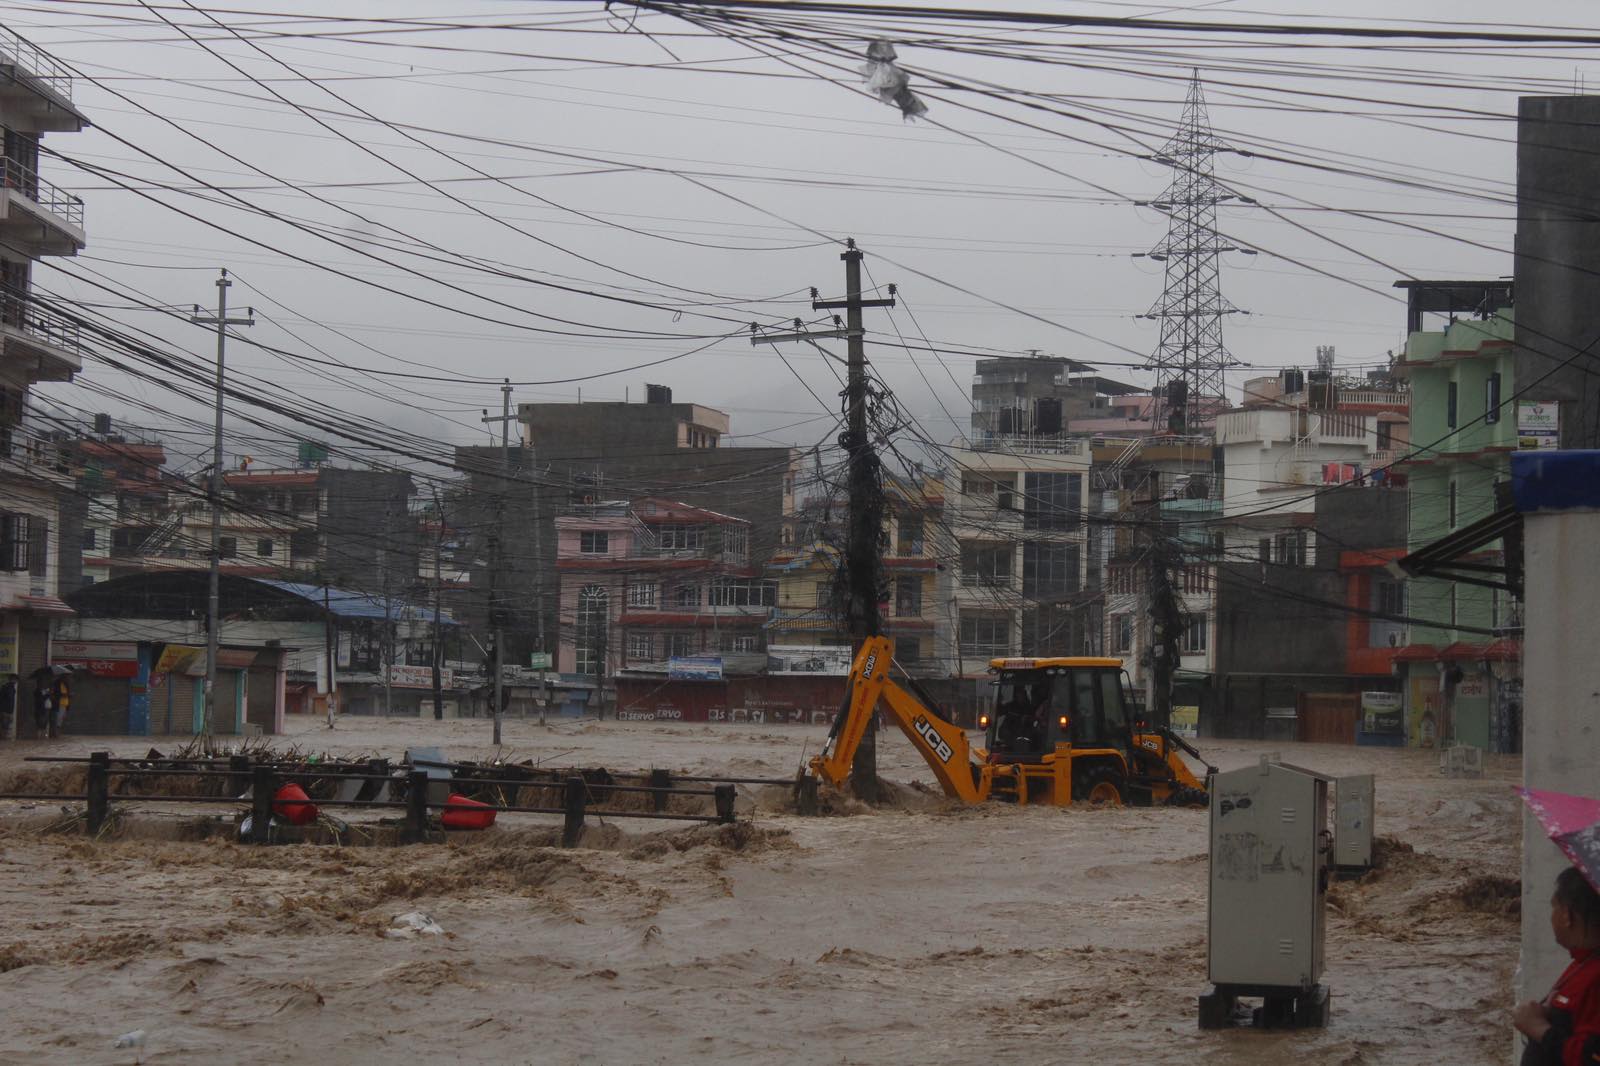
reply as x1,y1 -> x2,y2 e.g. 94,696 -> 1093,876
1447,381 -> 1458,430
960,542 -> 1012,587
671,582 -> 701,609
1180,566 -> 1210,594
1181,614 -> 1209,654
579,530 -> 609,555
721,526 -> 749,564
1,514 -> 30,571
664,631 -> 697,659
1108,565 -> 1135,596
1485,372 -> 1501,424
1274,530 -> 1307,567
961,474 -> 995,498
1376,420 -> 1395,449
731,635 -> 759,653
81,528 -> 96,551
626,582 -> 658,609
1023,472 -> 1080,531
657,524 -> 704,552
895,575 -> 922,616
1376,580 -> 1406,618
257,538 -> 274,558
575,585 -> 609,675
1023,542 -> 1079,599
898,639 -> 923,664
1112,614 -> 1134,654
896,516 -> 924,556
815,580 -> 833,609
1448,480 -> 1457,529
290,530 -> 318,558
627,631 -> 655,663
26,516 -> 47,578
709,578 -> 775,608
959,613 -> 1011,659
219,536 -> 237,559
291,491 -> 317,513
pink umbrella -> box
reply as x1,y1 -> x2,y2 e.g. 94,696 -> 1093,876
1519,787 -> 1600,893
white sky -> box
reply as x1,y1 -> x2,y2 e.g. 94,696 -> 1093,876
10,0 -> 1583,474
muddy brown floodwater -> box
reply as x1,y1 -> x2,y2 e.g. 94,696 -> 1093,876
0,715 -> 1521,1064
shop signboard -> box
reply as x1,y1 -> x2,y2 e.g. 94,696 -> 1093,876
155,645 -> 205,676
52,640 -> 139,679
1360,691 -> 1404,736
1518,401 -> 1560,450
668,656 -> 723,681
766,644 -> 852,676
388,664 -> 454,689
0,620 -> 17,676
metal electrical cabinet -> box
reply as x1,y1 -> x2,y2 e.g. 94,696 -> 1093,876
1333,773 -> 1375,873
1199,757 -> 1332,1029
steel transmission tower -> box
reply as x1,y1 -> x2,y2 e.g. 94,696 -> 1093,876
1138,72 -> 1253,433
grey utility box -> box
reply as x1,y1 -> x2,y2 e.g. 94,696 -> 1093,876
1332,774 -> 1375,872
1200,757 -> 1331,1029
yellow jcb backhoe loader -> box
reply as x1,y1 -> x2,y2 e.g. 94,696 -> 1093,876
807,635 -> 1212,807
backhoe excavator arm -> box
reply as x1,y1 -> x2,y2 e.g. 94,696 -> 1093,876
808,636 -> 986,804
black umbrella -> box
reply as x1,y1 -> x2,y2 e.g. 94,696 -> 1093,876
29,664 -> 72,680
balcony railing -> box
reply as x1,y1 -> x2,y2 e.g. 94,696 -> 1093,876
0,423 -> 71,478
0,283 -> 82,358
972,433 -> 1087,456
0,26 -> 72,99
1,158 -> 84,228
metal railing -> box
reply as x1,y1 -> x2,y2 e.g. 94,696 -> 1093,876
0,283 -> 82,356
0,422 -> 71,476
0,157 -> 84,228
0,26 -> 72,99
971,433 -> 1087,456
3,753 -> 743,847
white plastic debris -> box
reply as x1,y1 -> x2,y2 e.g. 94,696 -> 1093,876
386,911 -> 445,939
860,39 -> 928,120
113,1029 -> 146,1053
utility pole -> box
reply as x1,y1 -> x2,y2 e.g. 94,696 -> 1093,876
431,484 -> 445,721
189,269 -> 253,746
324,581 -> 337,728
481,378 -> 514,746
754,238 -> 895,801
1139,472 -> 1183,728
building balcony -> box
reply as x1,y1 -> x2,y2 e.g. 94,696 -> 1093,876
0,28 -> 86,132
971,433 -> 1087,457
0,423 -> 72,487
0,158 -> 85,256
0,284 -> 81,380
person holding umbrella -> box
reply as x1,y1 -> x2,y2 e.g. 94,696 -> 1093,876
1516,788 -> 1600,1065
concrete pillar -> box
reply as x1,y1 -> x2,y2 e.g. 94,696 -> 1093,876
1513,452 -> 1600,1033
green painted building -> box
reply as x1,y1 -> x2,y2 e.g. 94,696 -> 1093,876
1392,296 -> 1520,752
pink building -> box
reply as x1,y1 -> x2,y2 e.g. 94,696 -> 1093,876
555,498 -> 771,680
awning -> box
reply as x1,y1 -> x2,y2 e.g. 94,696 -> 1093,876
17,595 -> 75,616
1396,503 -> 1523,597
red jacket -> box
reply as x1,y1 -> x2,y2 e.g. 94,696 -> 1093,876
1525,948 -> 1600,1066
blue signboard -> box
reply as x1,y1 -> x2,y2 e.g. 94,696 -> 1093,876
668,656 -> 723,681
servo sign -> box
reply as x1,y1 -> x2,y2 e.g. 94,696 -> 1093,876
913,715 -> 954,763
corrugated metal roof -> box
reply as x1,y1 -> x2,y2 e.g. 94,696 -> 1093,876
256,579 -> 457,625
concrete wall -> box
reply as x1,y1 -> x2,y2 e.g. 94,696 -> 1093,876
1517,505 -> 1600,1022
1516,96 -> 1600,449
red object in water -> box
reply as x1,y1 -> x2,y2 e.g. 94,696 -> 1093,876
272,783 -> 319,826
441,793 -> 497,831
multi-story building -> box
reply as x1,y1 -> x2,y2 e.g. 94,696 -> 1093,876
63,430 -> 170,587
0,27 -> 89,717
945,438 -> 1093,675
765,472 -> 952,676
1391,282 -> 1520,751
455,386 -> 799,668
555,498 -> 769,692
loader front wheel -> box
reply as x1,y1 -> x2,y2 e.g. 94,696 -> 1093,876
1075,764 -> 1125,807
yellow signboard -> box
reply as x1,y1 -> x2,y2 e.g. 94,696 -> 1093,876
0,620 -> 16,676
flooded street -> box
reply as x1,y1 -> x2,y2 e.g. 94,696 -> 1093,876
0,716 -> 1520,1064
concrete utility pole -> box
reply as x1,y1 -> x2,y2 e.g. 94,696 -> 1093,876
1139,472 -> 1183,728
481,378 -> 514,746
189,269 -> 253,745
430,484 -> 445,721
755,238 -> 895,801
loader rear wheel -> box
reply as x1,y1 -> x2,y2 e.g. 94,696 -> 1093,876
1075,764 -> 1125,807
1165,786 -> 1210,808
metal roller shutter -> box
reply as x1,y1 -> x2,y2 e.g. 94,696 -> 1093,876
246,665 -> 276,734
61,675 -> 128,735
16,620 -> 48,738
211,671 -> 240,735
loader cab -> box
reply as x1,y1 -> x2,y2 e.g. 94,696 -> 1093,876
983,657 -> 1133,763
